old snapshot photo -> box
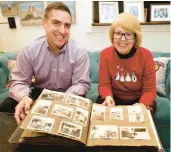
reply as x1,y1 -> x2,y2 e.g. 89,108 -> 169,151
120,126 -> 150,140
27,115 -> 54,132
91,104 -> 105,122
128,105 -> 144,122
31,99 -> 52,116
110,107 -> 123,120
90,125 -> 118,139
58,121 -> 82,139
65,95 -> 89,109
40,89 -> 65,102
73,107 -> 89,126
51,104 -> 74,119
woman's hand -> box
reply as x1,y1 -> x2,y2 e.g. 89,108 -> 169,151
102,96 -> 115,107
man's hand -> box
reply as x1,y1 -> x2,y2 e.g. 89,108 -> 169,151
14,96 -> 33,125
102,96 -> 115,107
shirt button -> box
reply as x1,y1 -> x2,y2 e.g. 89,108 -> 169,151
53,69 -> 56,72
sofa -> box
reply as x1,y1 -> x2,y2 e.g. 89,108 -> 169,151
0,51 -> 170,152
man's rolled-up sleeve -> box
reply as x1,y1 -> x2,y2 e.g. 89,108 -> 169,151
8,48 -> 33,102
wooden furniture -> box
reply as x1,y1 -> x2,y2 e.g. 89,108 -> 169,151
92,1 -> 170,26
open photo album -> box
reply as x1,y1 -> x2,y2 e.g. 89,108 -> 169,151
9,89 -> 160,150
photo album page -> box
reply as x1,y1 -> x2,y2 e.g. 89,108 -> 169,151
20,89 -> 93,146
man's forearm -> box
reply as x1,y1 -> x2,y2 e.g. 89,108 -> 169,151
9,83 -> 31,102
66,83 -> 90,96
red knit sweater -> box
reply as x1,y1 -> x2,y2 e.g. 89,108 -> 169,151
98,46 -> 156,106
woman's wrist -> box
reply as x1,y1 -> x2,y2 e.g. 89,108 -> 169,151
105,96 -> 114,100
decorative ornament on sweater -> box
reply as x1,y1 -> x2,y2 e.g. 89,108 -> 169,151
115,65 -> 137,83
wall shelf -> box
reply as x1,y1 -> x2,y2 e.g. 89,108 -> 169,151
92,1 -> 170,26
92,21 -> 170,26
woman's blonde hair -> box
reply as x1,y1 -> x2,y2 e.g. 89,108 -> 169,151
109,12 -> 142,48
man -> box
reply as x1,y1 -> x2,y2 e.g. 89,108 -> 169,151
0,2 -> 90,124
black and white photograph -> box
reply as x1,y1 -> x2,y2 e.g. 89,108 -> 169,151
90,125 -> 118,139
120,126 -> 150,140
31,99 -> 52,115
66,95 -> 89,109
91,104 -> 105,122
128,105 -> 144,122
58,121 -> 82,139
51,104 -> 74,119
27,115 -> 54,132
40,89 -> 65,102
110,107 -> 123,120
151,4 -> 170,21
73,107 -> 88,126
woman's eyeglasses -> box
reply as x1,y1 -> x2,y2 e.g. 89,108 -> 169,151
113,32 -> 135,40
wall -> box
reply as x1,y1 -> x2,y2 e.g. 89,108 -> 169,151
0,1 -> 170,52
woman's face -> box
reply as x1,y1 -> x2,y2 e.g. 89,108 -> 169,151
113,26 -> 135,55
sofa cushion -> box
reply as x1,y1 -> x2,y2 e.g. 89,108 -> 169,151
86,83 -> 98,103
164,148 -> 171,152
154,57 -> 169,96
0,69 -> 7,89
0,88 -> 9,104
165,61 -> 170,99
0,54 -> 9,77
8,60 -> 17,72
88,52 -> 100,83
0,52 -> 17,79
154,95 -> 170,150
154,95 -> 170,125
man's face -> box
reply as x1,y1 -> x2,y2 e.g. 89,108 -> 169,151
43,9 -> 72,50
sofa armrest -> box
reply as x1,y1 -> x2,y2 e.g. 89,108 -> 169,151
154,95 -> 170,151
0,88 -> 9,104
165,61 -> 170,99
85,83 -> 99,103
0,69 -> 8,89
154,95 -> 170,125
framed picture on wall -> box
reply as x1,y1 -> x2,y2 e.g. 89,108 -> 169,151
0,1 -> 18,16
124,1 -> 144,22
47,1 -> 76,24
19,1 -> 44,26
99,2 -> 119,23
144,8 -> 148,22
150,4 -> 171,22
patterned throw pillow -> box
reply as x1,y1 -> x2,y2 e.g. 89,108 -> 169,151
8,60 -> 17,72
154,57 -> 169,96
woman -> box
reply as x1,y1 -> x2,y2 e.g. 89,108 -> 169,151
98,12 -> 156,115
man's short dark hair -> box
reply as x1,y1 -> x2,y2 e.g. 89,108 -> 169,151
44,2 -> 71,19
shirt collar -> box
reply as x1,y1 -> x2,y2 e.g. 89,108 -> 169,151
45,37 -> 67,54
